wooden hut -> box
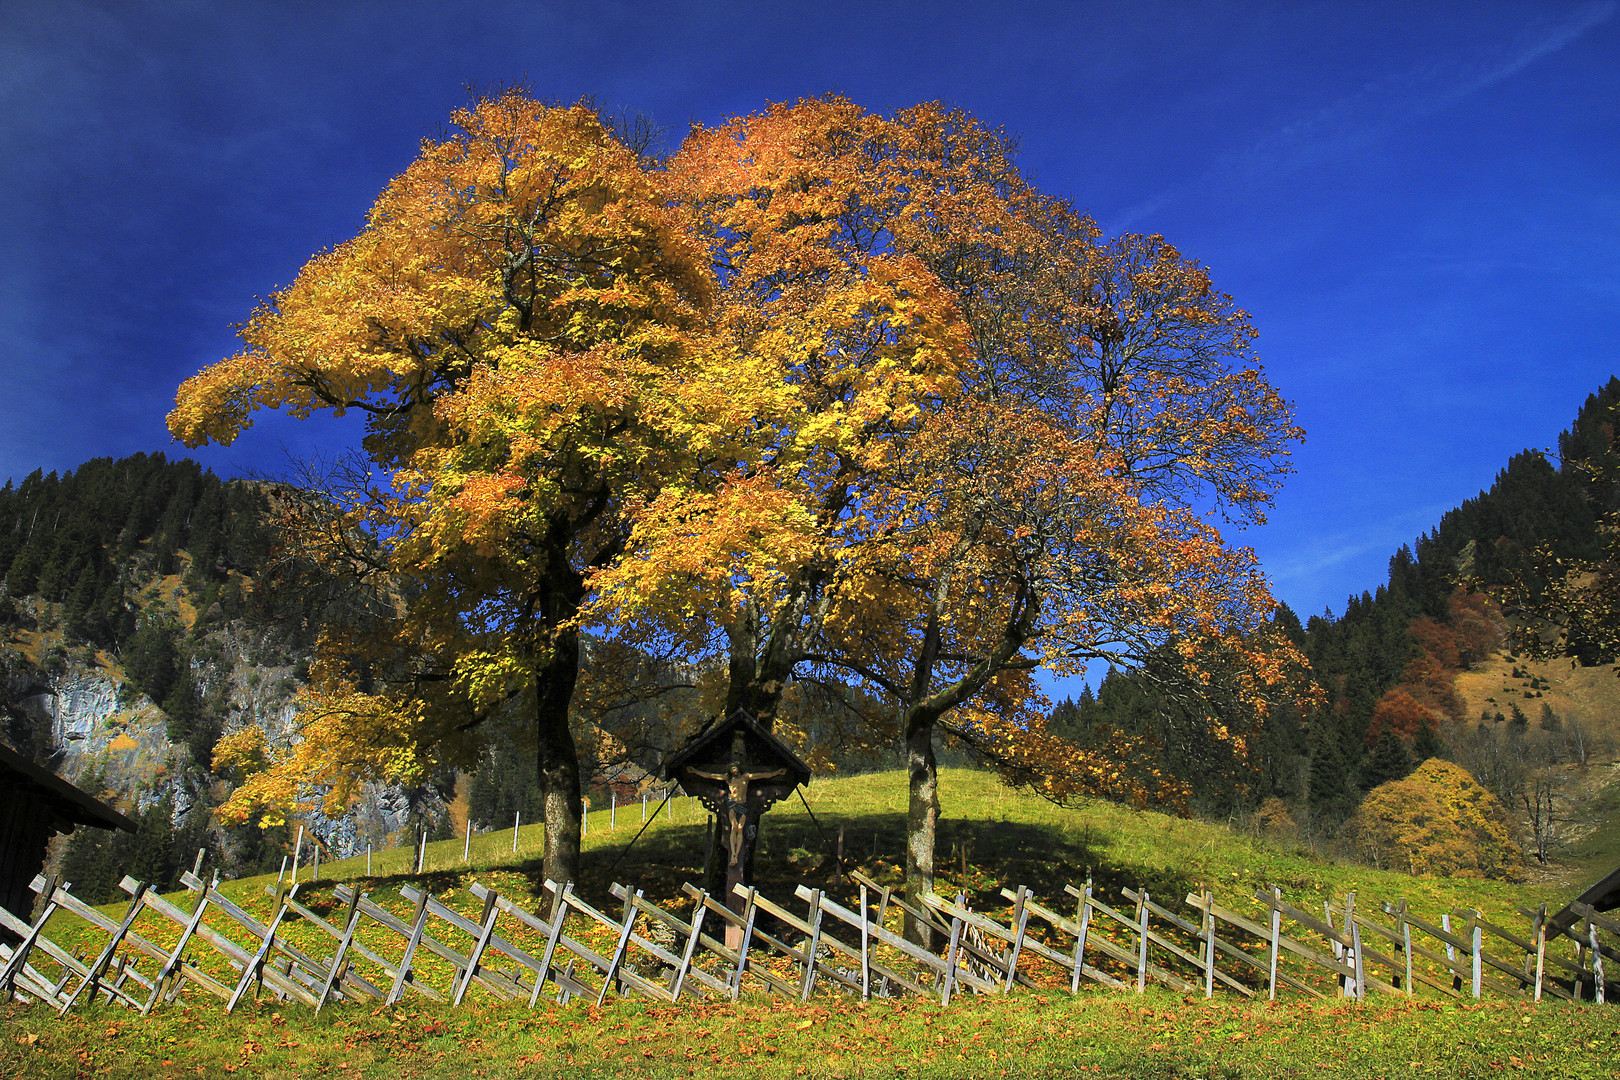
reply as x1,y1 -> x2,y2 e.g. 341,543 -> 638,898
0,741 -> 135,928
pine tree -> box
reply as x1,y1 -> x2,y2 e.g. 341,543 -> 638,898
1361,729 -> 1416,790
1413,717 -> 1444,762
127,796 -> 176,889
1307,716 -> 1356,833
58,828 -> 120,904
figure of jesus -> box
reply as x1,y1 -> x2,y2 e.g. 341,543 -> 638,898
686,762 -> 788,878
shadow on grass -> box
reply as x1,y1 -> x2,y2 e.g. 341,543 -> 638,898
542,811 -> 1201,919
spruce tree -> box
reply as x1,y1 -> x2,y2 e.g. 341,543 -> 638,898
1361,730 -> 1416,790
127,796 -> 176,889
1306,716 -> 1356,833
1412,717 -> 1444,762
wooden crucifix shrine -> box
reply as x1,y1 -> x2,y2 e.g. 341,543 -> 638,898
664,709 -> 811,948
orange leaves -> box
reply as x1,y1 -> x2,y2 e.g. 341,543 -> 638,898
1346,760 -> 1523,879
173,90 -> 1310,840
593,469 -> 821,629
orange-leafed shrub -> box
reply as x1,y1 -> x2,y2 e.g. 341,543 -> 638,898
1364,688 -> 1433,746
1254,796 -> 1300,842
1344,759 -> 1523,880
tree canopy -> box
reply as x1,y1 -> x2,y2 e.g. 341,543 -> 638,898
172,92 -> 1306,898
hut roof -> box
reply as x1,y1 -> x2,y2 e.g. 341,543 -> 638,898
0,741 -> 137,834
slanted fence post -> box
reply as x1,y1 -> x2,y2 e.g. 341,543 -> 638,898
143,882 -> 212,1015
859,884 -> 871,1001
730,888 -> 758,1000
1071,878 -> 1094,995
1396,899 -> 1413,996
1267,886 -> 1282,1001
1590,919 -> 1605,1005
799,889 -> 825,1002
1532,903 -> 1547,1002
940,892 -> 966,1007
1347,893 -> 1365,1001
528,882 -> 572,1008
596,887 -> 641,1006
1468,911 -> 1482,999
1135,889 -> 1150,993
387,889 -> 432,1006
61,882 -> 149,1015
1325,897 -> 1345,997
1004,885 -> 1030,993
314,889 -> 364,1016
1442,912 -> 1460,993
1201,889 -> 1216,998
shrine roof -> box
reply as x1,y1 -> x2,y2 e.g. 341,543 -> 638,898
662,708 -> 813,787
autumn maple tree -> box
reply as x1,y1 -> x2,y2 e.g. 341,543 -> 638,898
174,89 -> 1307,914
591,97 -> 1308,930
174,93 -> 718,884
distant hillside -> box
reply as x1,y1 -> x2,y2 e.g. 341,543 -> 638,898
1050,375 -> 1620,868
0,453 -> 462,901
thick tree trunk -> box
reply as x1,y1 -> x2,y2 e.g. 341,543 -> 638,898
903,715 -> 939,949
536,628 -> 583,888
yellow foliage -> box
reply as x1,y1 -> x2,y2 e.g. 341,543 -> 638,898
1345,759 -> 1523,880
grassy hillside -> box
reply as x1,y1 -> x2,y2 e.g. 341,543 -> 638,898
1451,650 -> 1620,887
9,770 -> 1618,1079
141,768 -> 1582,927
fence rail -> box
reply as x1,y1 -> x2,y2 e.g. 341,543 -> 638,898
3,868 -> 1615,1015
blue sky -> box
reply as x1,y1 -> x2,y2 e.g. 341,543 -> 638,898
1,0 -> 1616,627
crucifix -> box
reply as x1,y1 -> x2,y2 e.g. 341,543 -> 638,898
664,709 -> 811,949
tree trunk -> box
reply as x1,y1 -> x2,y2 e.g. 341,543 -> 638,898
903,714 -> 939,948
536,628 -> 583,888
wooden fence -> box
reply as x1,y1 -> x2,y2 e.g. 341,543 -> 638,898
3,868 -> 1615,1015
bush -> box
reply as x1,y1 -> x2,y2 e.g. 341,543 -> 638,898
1343,759 -> 1523,880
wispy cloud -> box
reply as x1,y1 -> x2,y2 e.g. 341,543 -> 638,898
1260,500 -> 1464,615
1112,2 -> 1616,230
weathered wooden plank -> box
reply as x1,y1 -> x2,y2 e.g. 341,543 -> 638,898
325,885 -> 446,1004
272,885 -> 407,1001
395,885 -> 539,1003
144,884 -> 214,1014
314,890 -> 368,1014
679,885 -> 802,999
61,882 -> 149,1013
541,885 -> 675,1003
797,886 -> 955,998
607,884 -> 732,999
1122,887 -> 1203,939
162,876 -> 324,1007
1387,905 -> 1473,956
96,886 -> 250,1004
1181,893 -> 1323,999
0,874 -> 62,1000
920,892 -> 1044,991
227,886 -> 298,1012
1253,889 -> 1355,953
994,889 -> 1127,992
738,889 -> 866,998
